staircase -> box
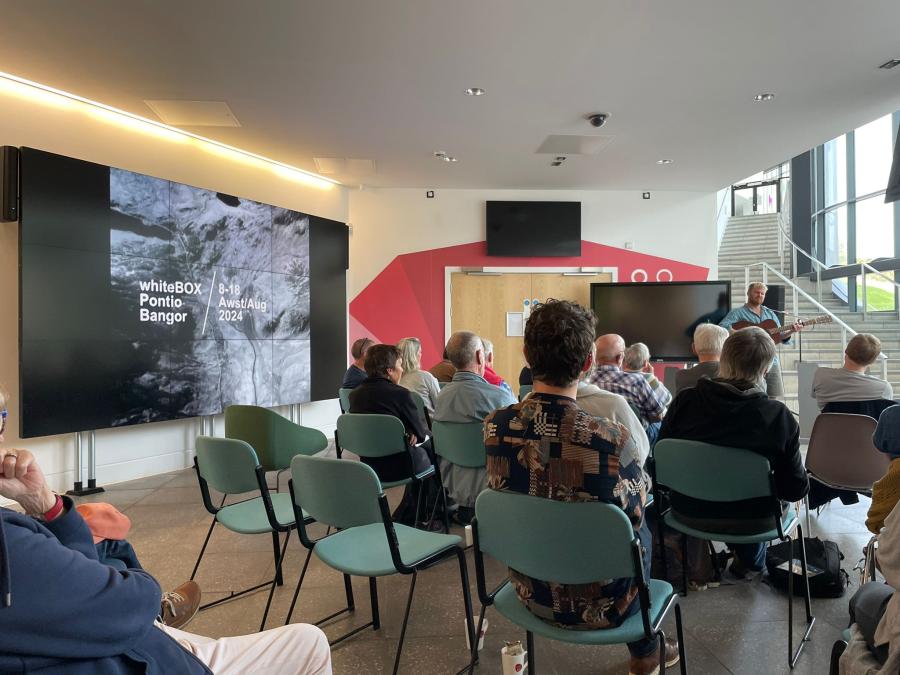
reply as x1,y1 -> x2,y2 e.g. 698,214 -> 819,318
717,213 -> 900,412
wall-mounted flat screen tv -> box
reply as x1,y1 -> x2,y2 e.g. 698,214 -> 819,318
590,281 -> 731,361
18,147 -> 347,438
486,201 -> 581,256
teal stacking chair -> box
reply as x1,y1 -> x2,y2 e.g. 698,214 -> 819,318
225,404 -> 328,487
518,384 -> 533,401
286,455 -> 475,675
191,436 -> 301,631
433,420 -> 485,469
411,391 -> 432,428
470,490 -> 686,675
338,387 -> 353,413
653,439 -> 815,668
336,413 -> 449,532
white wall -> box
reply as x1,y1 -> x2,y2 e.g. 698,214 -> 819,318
0,93 -> 348,494
348,188 -> 718,297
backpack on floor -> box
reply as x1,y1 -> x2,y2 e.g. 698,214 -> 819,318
765,537 -> 849,598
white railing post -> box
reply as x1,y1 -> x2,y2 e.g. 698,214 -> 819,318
744,266 -> 750,293
793,286 -> 799,321
883,357 -> 889,382
762,265 -> 768,285
779,227 -> 784,274
841,327 -> 848,355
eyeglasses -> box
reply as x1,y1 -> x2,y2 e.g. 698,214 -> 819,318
0,409 -> 7,435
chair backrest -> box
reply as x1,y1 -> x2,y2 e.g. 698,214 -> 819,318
336,413 -> 407,458
518,384 -> 533,401
806,413 -> 888,491
654,438 -> 774,502
411,392 -> 431,428
663,367 -> 679,394
433,421 -> 486,468
225,404 -> 328,471
475,490 -> 637,584
291,455 -> 384,529
338,388 -> 353,413
195,436 -> 262,495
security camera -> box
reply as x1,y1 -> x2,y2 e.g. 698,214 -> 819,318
587,113 -> 609,128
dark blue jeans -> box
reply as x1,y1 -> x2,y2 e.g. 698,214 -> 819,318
95,539 -> 143,571
620,519 -> 659,659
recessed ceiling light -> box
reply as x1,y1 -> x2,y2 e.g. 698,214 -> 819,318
656,159 -> 673,165
879,59 -> 900,70
443,156 -> 458,163
433,150 -> 447,157
464,87 -> 485,96
551,161 -> 562,167
753,93 -> 776,102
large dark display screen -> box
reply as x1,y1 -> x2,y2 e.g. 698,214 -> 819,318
590,281 -> 731,362
19,147 -> 347,438
486,201 -> 581,256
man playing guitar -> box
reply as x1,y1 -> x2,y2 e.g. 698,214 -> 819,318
718,282 -> 803,399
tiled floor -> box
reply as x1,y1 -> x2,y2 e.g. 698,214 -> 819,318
77,469 -> 874,674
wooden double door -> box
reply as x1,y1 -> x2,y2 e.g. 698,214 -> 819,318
449,272 -> 612,394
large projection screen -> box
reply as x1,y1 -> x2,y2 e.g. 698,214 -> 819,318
590,281 -> 731,362
19,147 -> 347,438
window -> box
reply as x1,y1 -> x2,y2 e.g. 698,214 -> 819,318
823,136 -> 846,206
854,113 -> 893,198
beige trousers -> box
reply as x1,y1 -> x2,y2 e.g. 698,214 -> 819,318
159,622 -> 332,675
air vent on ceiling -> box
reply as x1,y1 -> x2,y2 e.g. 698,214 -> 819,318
314,158 -> 376,176
879,59 -> 900,70
144,100 -> 241,127
535,134 -> 614,156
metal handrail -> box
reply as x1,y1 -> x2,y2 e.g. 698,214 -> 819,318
720,261 -> 889,380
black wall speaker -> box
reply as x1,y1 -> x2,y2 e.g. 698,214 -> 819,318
1,146 -> 19,222
763,284 -> 785,314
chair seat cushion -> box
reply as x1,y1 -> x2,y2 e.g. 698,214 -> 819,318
382,464 -> 435,489
492,578 -> 675,645
663,505 -> 797,544
217,493 -> 300,534
314,523 -> 461,577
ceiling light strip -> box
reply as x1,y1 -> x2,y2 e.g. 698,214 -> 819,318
0,71 -> 339,189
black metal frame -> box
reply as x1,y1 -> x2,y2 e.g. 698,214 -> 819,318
286,479 -> 475,675
467,517 -> 687,675
652,460 -> 816,668
192,457 -> 302,631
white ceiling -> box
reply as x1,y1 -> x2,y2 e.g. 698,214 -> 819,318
1,0 -> 899,191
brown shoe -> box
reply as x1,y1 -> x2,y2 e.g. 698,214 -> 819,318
159,580 -> 201,629
629,637 -> 680,675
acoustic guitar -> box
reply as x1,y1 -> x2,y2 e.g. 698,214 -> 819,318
731,314 -> 833,344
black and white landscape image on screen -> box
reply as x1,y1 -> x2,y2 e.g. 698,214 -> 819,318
108,168 -> 311,424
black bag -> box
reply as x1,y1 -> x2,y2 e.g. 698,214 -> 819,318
765,537 -> 849,598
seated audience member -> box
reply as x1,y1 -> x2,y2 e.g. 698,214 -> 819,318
485,300 -> 674,674
341,337 -> 374,389
812,333 -> 893,410
675,323 -> 728,395
868,405 -> 900,534
590,334 -> 666,444
623,342 -> 672,409
0,389 -> 332,674
519,365 -> 533,386
657,327 -> 809,576
397,336 -> 441,416
349,344 -> 432,482
577,346 -> 651,468
479,337 -> 514,395
429,347 -> 457,383
433,331 -> 516,523
843,500 -> 900,673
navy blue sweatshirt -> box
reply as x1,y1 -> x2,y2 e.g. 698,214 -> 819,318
0,497 -> 210,674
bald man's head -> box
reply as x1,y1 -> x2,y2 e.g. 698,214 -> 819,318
595,334 -> 626,367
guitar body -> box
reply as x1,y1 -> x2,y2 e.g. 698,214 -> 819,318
732,319 -> 787,343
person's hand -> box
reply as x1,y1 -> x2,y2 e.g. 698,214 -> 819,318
791,322 -> 803,333
642,363 -> 653,373
406,433 -> 419,446
0,448 -> 56,516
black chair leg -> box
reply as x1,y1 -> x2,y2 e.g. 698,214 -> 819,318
260,529 -> 291,631
369,577 -> 380,630
526,630 -> 535,675
658,631 -> 668,674
272,531 -> 285,586
414,481 -> 424,528
344,574 -> 356,611
657,508 -> 669,585
674,602 -> 687,675
790,525 -> 816,668
191,517 -> 217,581
467,605 -> 488,674
788,534 -> 795,665
456,548 -> 476,664
392,572 -> 418,675
285,544 -> 314,625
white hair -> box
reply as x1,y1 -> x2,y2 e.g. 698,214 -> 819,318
481,337 -> 494,357
623,343 -> 650,371
693,323 -> 728,356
